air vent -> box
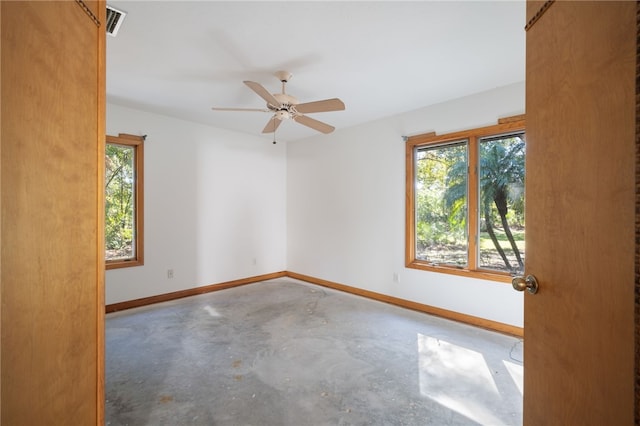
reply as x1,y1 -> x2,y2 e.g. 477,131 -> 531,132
106,5 -> 126,37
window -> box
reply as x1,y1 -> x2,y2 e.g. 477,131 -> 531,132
105,133 -> 144,269
406,118 -> 525,281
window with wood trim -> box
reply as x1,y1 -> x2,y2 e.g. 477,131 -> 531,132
105,133 -> 144,269
406,118 -> 525,281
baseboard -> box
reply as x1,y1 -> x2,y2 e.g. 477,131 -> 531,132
105,270 -> 524,338
105,271 -> 287,313
286,271 -> 524,337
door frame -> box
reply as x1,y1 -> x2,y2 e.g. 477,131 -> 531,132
635,2 -> 640,422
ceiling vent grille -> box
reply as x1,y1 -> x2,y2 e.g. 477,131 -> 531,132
106,5 -> 126,37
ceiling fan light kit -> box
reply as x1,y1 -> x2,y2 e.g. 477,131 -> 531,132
212,70 -> 345,139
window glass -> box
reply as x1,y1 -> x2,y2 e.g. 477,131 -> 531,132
406,118 -> 525,281
105,143 -> 136,262
478,133 -> 525,274
415,141 -> 468,267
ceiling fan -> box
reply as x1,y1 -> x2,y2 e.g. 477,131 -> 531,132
212,70 -> 345,136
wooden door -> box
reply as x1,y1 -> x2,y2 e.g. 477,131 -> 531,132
1,1 -> 105,424
524,1 -> 635,424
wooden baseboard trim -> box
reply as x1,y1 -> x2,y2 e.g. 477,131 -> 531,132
285,271 -> 524,337
105,270 -> 523,337
105,271 -> 287,313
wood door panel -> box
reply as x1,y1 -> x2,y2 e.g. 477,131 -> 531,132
525,1 -> 635,424
1,1 -> 105,424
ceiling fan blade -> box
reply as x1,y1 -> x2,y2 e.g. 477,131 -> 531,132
262,116 -> 282,134
212,107 -> 270,112
294,98 -> 345,114
243,80 -> 282,108
294,115 -> 335,134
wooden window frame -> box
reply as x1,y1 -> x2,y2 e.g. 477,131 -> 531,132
105,133 -> 144,269
405,117 -> 525,283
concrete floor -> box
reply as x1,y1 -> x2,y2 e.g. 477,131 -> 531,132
106,278 -> 523,425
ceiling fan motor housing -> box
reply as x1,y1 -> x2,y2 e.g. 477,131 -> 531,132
269,93 -> 299,119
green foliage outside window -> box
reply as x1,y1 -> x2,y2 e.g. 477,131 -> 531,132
105,143 -> 135,261
415,132 -> 525,274
415,142 -> 468,266
477,135 -> 525,273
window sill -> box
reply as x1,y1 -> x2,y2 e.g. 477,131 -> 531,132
106,259 -> 143,270
406,260 -> 512,283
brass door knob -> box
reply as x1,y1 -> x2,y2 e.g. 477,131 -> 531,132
512,275 -> 539,294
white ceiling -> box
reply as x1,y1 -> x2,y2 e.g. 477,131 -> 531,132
106,1 -> 526,142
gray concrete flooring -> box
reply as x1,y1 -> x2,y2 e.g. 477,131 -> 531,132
106,278 -> 523,426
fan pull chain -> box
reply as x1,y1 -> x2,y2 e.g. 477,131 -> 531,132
272,116 -> 277,144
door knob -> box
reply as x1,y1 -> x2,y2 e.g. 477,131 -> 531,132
512,274 -> 539,294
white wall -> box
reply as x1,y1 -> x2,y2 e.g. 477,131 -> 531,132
105,104 -> 287,304
286,82 -> 525,327
106,83 -> 525,327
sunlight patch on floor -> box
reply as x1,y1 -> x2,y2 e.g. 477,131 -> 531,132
417,333 -> 505,425
203,305 -> 221,317
503,360 -> 523,395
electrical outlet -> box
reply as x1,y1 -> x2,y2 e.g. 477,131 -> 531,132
167,269 -> 174,279
393,272 -> 399,283
252,258 -> 257,266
